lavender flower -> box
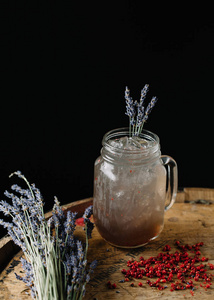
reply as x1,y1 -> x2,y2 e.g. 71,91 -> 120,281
143,96 -> 158,122
64,210 -> 77,235
89,260 -> 97,270
83,205 -> 94,239
83,205 -> 93,219
140,84 -> 149,105
0,171 -> 96,300
125,85 -> 158,136
10,170 -> 23,179
53,196 -> 64,219
136,102 -> 145,128
125,86 -> 136,129
77,240 -> 84,261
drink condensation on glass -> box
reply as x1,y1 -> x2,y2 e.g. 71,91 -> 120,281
93,128 -> 177,248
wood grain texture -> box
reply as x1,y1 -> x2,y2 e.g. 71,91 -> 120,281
1,192 -> 214,299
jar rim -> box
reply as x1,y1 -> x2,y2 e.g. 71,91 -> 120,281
102,127 -> 160,154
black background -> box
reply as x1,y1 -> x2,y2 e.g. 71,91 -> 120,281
1,1 -> 214,222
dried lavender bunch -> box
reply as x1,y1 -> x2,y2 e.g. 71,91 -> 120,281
125,85 -> 158,136
0,171 -> 96,300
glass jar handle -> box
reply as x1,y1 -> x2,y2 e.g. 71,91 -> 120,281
161,155 -> 178,211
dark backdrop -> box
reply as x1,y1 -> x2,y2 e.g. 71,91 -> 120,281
1,2 -> 214,218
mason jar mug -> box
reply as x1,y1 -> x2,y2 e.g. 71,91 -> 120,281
93,128 -> 178,248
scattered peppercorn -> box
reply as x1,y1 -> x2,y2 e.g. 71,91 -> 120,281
107,281 -> 117,289
125,278 -> 129,282
120,241 -> 214,296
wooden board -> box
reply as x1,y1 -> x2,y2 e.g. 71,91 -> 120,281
0,190 -> 214,299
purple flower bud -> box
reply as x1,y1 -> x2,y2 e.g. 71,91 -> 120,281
125,85 -> 158,135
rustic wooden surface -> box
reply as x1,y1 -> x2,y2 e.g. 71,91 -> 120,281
1,189 -> 214,299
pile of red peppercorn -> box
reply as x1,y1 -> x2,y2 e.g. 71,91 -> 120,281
120,241 -> 214,295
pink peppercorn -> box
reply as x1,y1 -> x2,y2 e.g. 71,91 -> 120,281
125,278 -> 129,282
120,241 -> 213,294
163,245 -> 171,252
201,257 -> 208,262
107,281 -> 116,289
